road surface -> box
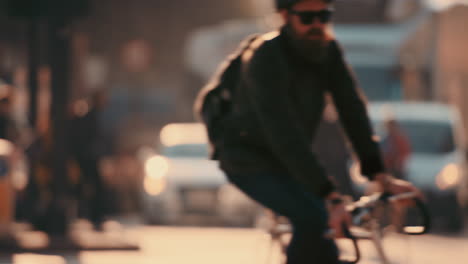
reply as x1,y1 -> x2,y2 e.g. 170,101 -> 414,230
1,225 -> 467,264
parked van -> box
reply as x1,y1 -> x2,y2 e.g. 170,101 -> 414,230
350,102 -> 467,231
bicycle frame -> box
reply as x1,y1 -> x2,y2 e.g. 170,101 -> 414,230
266,192 -> 430,264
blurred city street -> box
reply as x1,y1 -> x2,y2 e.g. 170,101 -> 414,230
0,219 -> 467,264
1,0 -> 468,263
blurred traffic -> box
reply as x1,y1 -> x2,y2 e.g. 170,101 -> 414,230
139,123 -> 260,226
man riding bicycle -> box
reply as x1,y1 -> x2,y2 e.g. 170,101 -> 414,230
196,0 -> 420,263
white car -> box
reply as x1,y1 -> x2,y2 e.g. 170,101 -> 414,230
140,123 -> 259,226
349,102 -> 467,231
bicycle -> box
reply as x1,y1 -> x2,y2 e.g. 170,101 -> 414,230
265,192 -> 431,264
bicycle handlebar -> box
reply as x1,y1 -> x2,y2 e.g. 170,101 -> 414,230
337,192 -> 431,263
268,192 -> 431,264
380,192 -> 430,235
349,192 -> 431,235
401,198 -> 431,235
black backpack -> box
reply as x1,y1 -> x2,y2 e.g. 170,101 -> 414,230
194,34 -> 259,160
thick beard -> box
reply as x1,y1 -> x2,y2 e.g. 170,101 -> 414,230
283,24 -> 330,64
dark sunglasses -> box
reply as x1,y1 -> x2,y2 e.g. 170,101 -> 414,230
288,8 -> 334,24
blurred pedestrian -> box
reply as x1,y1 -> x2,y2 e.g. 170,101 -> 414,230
0,84 -> 20,142
381,118 -> 411,179
0,81 -> 25,245
69,90 -> 108,230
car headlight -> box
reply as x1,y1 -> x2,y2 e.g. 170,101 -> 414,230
143,155 -> 169,196
436,163 -> 461,190
144,176 -> 167,196
145,155 -> 169,179
349,162 -> 369,185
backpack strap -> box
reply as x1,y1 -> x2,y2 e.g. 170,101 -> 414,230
193,34 -> 260,159
194,34 -> 259,121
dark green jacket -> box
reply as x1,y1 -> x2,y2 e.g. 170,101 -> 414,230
215,30 -> 385,197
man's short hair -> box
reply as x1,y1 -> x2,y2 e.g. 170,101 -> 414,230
275,0 -> 334,10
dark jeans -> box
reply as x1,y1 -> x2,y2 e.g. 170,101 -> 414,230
225,171 -> 340,264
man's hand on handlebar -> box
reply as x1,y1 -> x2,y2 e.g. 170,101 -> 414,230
373,172 -> 423,206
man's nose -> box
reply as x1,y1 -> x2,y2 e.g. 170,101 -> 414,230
310,17 -> 324,27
